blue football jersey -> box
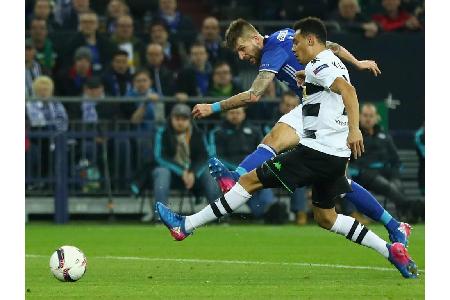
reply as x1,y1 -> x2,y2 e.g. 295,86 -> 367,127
259,28 -> 305,99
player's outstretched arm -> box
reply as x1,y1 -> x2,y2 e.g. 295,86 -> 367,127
326,41 -> 381,77
192,71 -> 275,119
330,77 -> 364,159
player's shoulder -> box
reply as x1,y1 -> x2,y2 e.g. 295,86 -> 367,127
264,28 -> 295,48
305,50 -> 339,77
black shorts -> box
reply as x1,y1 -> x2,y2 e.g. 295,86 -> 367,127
256,144 -> 351,209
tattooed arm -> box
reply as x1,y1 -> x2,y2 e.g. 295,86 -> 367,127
192,71 -> 275,118
326,41 -> 381,76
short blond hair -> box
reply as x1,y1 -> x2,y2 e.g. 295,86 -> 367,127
32,75 -> 54,96
225,18 -> 259,50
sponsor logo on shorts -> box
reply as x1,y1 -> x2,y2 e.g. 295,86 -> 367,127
274,162 -> 282,171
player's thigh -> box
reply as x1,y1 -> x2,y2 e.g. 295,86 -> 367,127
263,107 -> 303,152
262,122 -> 300,153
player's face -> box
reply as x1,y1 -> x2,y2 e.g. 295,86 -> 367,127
235,37 -> 261,65
292,30 -> 309,65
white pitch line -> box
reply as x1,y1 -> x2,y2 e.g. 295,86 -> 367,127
26,254 -> 423,273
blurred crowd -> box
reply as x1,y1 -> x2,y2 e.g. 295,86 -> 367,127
25,0 -> 425,104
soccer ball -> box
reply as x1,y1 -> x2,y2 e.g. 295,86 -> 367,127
49,246 -> 87,282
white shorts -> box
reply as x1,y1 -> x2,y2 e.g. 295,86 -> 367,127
277,104 -> 304,140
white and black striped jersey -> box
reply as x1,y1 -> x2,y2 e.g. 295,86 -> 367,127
299,49 -> 351,158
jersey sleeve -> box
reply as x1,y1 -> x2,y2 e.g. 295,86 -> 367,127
259,46 -> 289,74
307,62 -> 342,88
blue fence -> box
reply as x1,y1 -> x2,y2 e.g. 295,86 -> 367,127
26,117 -> 272,223
26,96 -> 420,223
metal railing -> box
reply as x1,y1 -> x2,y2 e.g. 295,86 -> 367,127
25,97 -> 419,223
25,96 -> 276,223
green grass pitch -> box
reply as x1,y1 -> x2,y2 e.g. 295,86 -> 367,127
26,223 -> 424,299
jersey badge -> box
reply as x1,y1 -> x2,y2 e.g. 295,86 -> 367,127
313,64 -> 329,75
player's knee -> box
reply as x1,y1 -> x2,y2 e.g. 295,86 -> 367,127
262,124 -> 299,152
261,131 -> 280,152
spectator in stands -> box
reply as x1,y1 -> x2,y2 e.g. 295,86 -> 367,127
330,0 -> 379,38
149,20 -> 183,72
81,77 -> 106,123
26,76 -> 68,132
26,39 -> 43,98
209,107 -> 276,218
29,18 -> 58,76
269,91 -> 299,124
65,11 -> 114,73
415,123 -> 425,196
150,0 -> 196,46
111,15 -> 144,73
144,43 -> 175,97
262,91 -> 309,225
57,47 -> 93,102
372,0 -> 421,32
246,80 -> 278,122
55,0 -> 91,31
105,0 -> 130,33
207,62 -> 242,97
126,69 -> 159,128
27,0 -> 59,33
145,103 -> 220,221
348,103 -> 416,219
102,49 -> 133,97
26,76 -> 69,182
80,76 -> 134,124
197,17 -> 237,73
175,43 -> 212,101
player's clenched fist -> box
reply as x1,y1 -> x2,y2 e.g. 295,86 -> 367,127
192,103 -> 213,119
347,128 -> 365,159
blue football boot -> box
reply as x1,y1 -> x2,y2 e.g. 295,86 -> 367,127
156,202 -> 191,241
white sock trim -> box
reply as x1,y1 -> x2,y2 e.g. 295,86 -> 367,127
257,143 -> 277,156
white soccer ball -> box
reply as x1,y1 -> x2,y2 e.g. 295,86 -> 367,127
49,245 -> 87,282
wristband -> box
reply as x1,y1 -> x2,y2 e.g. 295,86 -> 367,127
211,102 -> 221,113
